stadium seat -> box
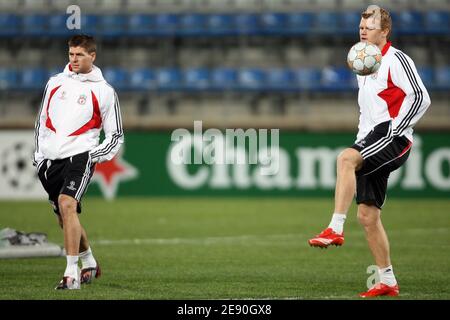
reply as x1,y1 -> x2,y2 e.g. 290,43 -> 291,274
20,68 -> 48,90
128,14 -> 156,37
234,14 -> 260,36
207,14 -> 235,36
0,69 -> 18,90
395,11 -> 423,35
155,14 -> 179,37
98,15 -> 127,37
184,68 -> 210,91
80,14 -> 98,35
417,67 -> 435,90
22,14 -> 47,36
103,68 -> 128,91
0,14 -> 20,37
211,68 -> 238,91
266,68 -> 296,91
314,12 -> 339,34
286,12 -> 314,35
320,66 -> 353,91
292,67 -> 321,91
424,11 -> 449,35
48,14 -> 76,37
238,68 -> 266,91
48,67 -> 62,78
130,68 -> 157,91
179,14 -> 207,37
435,66 -> 450,91
341,12 -> 361,35
156,68 -> 182,91
261,13 -> 288,35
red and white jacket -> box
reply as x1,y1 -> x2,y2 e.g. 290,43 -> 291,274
33,64 -> 124,170
356,41 -> 431,144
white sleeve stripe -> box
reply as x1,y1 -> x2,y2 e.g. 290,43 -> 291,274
393,52 -> 424,136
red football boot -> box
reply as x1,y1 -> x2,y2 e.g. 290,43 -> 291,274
308,228 -> 344,248
359,283 -> 399,298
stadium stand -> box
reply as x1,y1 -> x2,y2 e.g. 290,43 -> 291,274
0,0 -> 448,129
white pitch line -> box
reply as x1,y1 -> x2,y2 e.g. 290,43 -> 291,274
92,233 -> 305,246
91,227 -> 450,247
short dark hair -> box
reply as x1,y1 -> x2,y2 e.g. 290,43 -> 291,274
68,34 -> 96,53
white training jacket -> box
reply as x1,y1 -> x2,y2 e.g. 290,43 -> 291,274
33,63 -> 124,170
355,42 -> 431,144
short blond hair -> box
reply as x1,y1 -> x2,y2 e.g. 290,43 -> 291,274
361,7 -> 392,40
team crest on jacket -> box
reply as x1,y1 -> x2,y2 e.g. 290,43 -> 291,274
370,72 -> 379,80
77,94 -> 87,105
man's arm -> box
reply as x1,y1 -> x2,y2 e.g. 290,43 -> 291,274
391,51 -> 431,137
89,89 -> 124,163
33,82 -> 50,170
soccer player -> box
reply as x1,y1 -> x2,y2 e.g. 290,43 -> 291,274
308,5 -> 431,297
33,35 -> 124,289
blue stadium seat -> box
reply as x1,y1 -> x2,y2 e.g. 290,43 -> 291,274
128,14 -> 156,37
238,68 -> 266,91
424,11 -> 449,35
0,14 -> 20,37
417,67 -> 435,90
234,14 -> 260,36
341,12 -> 360,35
435,66 -> 450,91
179,14 -> 207,36
395,11 -> 423,35
292,67 -> 321,91
211,68 -> 238,91
261,13 -> 288,35
266,68 -> 296,91
130,68 -> 157,90
156,68 -> 182,91
98,15 -> 127,37
286,12 -> 313,35
314,12 -> 339,34
48,67 -> 63,78
0,69 -> 18,90
320,66 -> 353,91
103,67 -> 128,90
184,68 -> 210,91
80,14 -> 98,35
155,14 -> 179,37
22,14 -> 47,36
20,68 -> 48,90
207,14 -> 234,36
48,14 -> 76,37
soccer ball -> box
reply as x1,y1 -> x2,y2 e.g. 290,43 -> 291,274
347,41 -> 382,76
0,142 -> 37,191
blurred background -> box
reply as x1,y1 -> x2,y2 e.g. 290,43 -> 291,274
0,0 -> 449,199
0,0 -> 449,300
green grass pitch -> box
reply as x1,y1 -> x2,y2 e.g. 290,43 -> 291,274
0,198 -> 449,299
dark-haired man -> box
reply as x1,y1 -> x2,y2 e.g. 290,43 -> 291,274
34,35 -> 124,289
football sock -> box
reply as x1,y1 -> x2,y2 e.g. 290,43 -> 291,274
64,255 -> 79,279
379,265 -> 397,286
328,213 -> 346,234
79,247 -> 97,269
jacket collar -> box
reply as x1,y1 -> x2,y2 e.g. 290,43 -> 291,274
63,63 -> 104,82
